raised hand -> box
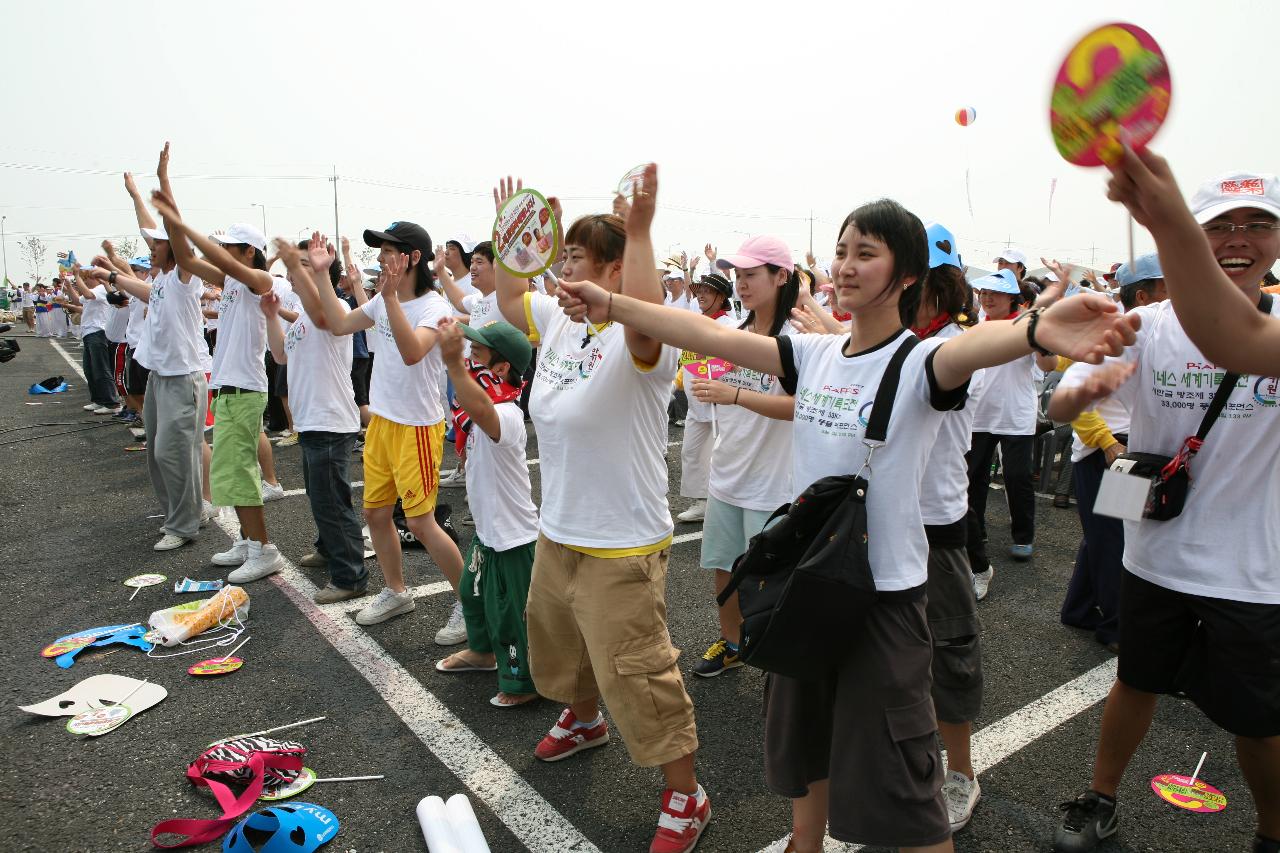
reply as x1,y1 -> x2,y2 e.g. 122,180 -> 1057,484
626,163 -> 658,237
436,316 -> 466,363
433,246 -> 449,280
260,290 -> 281,319
157,142 -> 170,182
805,250 -> 817,269
1105,144 -> 1191,233
273,237 -> 301,267
704,243 -> 717,263
382,251 -> 408,298
307,230 -> 334,272
341,236 -> 350,256
150,189 -> 181,224
789,305 -> 826,334
493,175 -> 523,213
556,278 -> 612,325
124,172 -> 140,197
1035,292 -> 1141,364
102,240 -> 117,257
689,255 -> 701,274
547,195 -> 563,225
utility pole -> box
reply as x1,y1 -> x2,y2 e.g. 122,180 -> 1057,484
1090,242 -> 1097,268
808,209 -> 813,257
1,215 -> 7,282
252,203 -> 267,236
1005,232 -> 1012,250
331,166 -> 341,257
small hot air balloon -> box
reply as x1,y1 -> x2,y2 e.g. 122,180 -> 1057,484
955,107 -> 977,127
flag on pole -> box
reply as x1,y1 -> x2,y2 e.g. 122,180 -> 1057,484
56,250 -> 77,272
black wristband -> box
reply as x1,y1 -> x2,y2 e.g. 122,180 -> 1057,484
1014,308 -> 1052,356
108,271 -> 118,285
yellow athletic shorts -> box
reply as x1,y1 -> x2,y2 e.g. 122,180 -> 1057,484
362,415 -> 444,518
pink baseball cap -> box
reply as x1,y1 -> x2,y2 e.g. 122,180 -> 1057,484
715,235 -> 794,273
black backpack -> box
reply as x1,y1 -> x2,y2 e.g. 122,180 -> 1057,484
718,336 -> 919,681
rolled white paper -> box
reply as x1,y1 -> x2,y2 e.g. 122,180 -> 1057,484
416,796 -> 461,853
445,794 -> 491,853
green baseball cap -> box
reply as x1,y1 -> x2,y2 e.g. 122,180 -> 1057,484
461,320 -> 533,375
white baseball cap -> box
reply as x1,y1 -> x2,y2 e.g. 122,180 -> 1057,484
448,234 -> 479,253
663,269 -> 686,281
993,248 -> 1027,266
141,226 -> 169,242
211,223 -> 268,252
1190,172 -> 1280,224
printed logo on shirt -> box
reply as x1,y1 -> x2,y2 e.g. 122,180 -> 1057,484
219,284 -> 240,311
719,364 -> 776,394
284,318 -> 308,353
1149,365 -> 1266,418
794,381 -> 869,437
1220,178 -> 1264,196
1253,375 -> 1280,407
535,339 -> 605,390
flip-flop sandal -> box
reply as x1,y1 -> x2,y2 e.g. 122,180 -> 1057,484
490,693 -> 539,708
435,656 -> 497,673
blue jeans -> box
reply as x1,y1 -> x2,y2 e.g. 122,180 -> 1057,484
299,431 -> 367,590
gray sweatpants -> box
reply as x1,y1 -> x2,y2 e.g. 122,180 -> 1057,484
144,372 -> 208,539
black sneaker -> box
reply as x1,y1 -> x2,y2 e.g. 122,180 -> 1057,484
1053,791 -> 1117,852
693,638 -> 743,678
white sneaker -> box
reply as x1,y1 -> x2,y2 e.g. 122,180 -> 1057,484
92,404 -> 122,415
212,537 -> 250,567
676,499 -> 707,523
83,403 -> 99,411
355,587 -> 416,626
227,541 -> 284,583
434,600 -> 468,645
200,501 -> 217,527
153,534 -> 191,552
973,565 -> 994,601
440,467 -> 466,487
261,481 -> 286,502
942,770 -> 981,832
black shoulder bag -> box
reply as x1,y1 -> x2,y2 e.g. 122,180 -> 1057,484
717,335 -> 919,681
1112,292 -> 1272,520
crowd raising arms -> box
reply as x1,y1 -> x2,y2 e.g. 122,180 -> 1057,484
72,134 -> 1280,853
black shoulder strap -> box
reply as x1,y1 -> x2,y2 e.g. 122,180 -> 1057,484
864,334 -> 920,443
1195,292 -> 1273,441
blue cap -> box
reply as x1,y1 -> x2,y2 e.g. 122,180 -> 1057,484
971,269 -> 1021,295
924,221 -> 962,270
1115,253 -> 1162,287
128,256 -> 152,270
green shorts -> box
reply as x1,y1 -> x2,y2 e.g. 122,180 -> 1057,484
461,536 -> 536,695
209,390 -> 266,507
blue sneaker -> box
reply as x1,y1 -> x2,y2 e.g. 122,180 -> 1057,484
1010,543 -> 1034,561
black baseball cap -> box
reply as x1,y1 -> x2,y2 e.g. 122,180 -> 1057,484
363,221 -> 433,259
694,272 -> 734,301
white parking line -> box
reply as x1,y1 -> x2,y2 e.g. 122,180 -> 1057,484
208,512 -> 600,853
49,339 -> 85,379
754,657 -> 1119,852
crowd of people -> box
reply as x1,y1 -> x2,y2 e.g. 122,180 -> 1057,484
40,140 -> 1278,853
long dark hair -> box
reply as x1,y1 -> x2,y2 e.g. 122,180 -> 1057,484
921,264 -> 975,327
838,199 -> 927,328
742,264 -> 801,337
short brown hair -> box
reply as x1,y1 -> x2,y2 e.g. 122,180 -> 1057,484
564,214 -> 626,265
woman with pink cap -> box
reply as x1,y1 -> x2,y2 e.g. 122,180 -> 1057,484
685,234 -> 799,679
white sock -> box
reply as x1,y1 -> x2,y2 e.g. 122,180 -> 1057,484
692,785 -> 706,806
571,713 -> 603,730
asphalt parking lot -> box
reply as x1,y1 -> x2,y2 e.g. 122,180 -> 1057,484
1,336 -> 1256,852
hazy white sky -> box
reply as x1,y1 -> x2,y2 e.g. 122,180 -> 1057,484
2,0 -> 1276,282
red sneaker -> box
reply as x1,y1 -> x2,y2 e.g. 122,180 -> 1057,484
650,786 -> 710,853
533,707 -> 610,762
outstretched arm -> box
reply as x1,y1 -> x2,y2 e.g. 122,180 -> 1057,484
618,164 -> 669,365
153,190 -> 272,294
277,236 -> 371,336
125,171 -> 158,249
493,176 -> 532,335
380,253 -> 439,365
1107,143 -> 1280,376
932,293 -> 1141,391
